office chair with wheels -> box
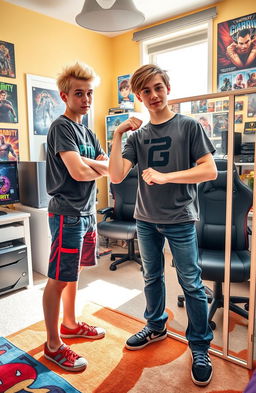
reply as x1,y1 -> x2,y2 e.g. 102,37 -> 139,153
177,159 -> 252,330
97,166 -> 141,271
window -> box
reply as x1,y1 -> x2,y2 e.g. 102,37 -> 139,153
142,24 -> 210,99
133,8 -> 216,100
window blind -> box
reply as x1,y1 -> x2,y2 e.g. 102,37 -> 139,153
132,7 -> 216,42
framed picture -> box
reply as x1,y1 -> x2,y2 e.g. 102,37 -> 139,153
207,101 -> 215,112
191,101 -> 199,114
195,113 -> 212,138
0,128 -> 19,161
0,81 -> 18,123
117,74 -> 134,109
213,112 -> 228,137
247,93 -> 256,117
169,103 -> 180,113
0,41 -> 16,78
26,74 -> 94,161
235,100 -> 244,111
235,114 -> 243,124
105,113 -> 130,155
26,74 -> 64,161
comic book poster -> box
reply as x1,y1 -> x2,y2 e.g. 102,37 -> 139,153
217,12 -> 256,91
0,128 -> 19,161
0,81 -> 18,123
169,103 -> 180,113
191,101 -> 199,113
32,86 -> 65,135
213,112 -> 229,137
195,113 -> 212,138
118,74 -> 134,109
0,41 -> 16,78
247,93 -> 256,117
105,113 -> 130,155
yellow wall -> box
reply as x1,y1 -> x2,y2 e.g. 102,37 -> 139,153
1,0 -> 256,208
111,0 -> 256,106
1,0 -> 114,207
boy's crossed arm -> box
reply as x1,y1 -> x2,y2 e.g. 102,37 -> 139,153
60,151 -> 109,181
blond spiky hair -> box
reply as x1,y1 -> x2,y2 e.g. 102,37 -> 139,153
57,61 -> 99,93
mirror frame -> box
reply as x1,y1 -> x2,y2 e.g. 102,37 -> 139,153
167,87 -> 256,369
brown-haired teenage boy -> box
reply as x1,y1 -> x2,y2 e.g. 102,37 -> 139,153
43,62 -> 108,372
109,64 -> 217,386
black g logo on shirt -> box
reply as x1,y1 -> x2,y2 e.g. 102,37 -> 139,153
145,137 -> 172,167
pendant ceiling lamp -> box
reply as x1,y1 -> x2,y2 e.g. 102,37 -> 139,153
75,0 -> 145,32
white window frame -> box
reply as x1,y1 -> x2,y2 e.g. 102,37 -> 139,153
139,20 -> 213,95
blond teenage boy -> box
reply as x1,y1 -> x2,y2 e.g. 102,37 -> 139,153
43,62 -> 108,372
109,64 -> 217,386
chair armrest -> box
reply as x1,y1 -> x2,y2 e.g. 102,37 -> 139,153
97,207 -> 114,220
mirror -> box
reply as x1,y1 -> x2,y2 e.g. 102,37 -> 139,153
165,90 -> 256,368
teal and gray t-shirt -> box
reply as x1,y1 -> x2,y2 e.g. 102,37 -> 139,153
122,113 -> 215,224
46,115 -> 105,216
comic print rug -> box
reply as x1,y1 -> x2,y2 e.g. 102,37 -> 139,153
0,337 -> 81,393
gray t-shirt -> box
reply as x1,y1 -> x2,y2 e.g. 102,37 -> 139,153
122,113 -> 215,224
46,115 -> 105,216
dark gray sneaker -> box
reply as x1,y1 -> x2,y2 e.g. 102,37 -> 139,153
191,350 -> 213,386
125,326 -> 167,350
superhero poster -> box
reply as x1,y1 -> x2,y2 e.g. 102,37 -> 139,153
0,41 -> 16,78
32,86 -> 65,135
0,161 -> 19,204
217,12 -> 256,91
0,81 -> 18,123
0,128 -> 19,161
0,337 -> 81,393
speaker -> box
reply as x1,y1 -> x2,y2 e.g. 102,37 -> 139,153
18,161 -> 50,208
221,132 -> 241,155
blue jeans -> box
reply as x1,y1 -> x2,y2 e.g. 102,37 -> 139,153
136,219 -> 213,352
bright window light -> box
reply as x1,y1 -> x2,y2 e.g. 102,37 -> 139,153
154,41 -> 208,99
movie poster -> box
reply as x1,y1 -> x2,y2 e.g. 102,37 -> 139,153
0,41 -> 16,78
32,86 -> 65,135
213,112 -> 229,137
0,162 -> 19,203
217,12 -> 256,91
195,113 -> 212,138
0,128 -> 19,161
0,81 -> 18,123
117,74 -> 134,109
247,93 -> 256,117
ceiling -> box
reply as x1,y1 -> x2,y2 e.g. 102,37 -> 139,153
4,0 -> 217,37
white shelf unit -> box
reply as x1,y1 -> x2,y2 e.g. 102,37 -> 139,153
0,208 -> 33,287
15,204 -> 50,276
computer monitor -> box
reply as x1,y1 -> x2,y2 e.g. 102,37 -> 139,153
0,161 -> 19,215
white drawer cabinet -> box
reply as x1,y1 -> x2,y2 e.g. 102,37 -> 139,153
15,204 -> 51,276
0,208 -> 33,287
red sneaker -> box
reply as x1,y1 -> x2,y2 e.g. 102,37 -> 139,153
60,321 -> 105,339
44,343 -> 87,372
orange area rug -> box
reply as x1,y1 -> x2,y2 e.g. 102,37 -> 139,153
7,303 -> 251,393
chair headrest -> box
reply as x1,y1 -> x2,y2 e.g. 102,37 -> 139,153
203,170 -> 237,193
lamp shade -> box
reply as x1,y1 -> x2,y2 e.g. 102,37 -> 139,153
75,0 -> 145,32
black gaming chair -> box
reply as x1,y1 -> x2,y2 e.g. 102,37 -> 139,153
97,166 -> 141,271
177,159 -> 252,330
